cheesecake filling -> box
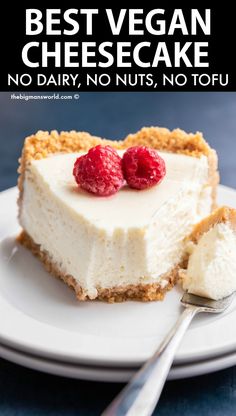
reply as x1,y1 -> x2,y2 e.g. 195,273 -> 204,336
20,150 -> 211,299
183,223 -> 236,300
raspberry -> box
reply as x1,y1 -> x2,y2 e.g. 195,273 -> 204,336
73,145 -> 124,196
122,146 -> 166,190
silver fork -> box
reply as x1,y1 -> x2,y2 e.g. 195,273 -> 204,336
102,292 -> 235,416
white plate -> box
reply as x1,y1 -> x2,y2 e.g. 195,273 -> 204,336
0,186 -> 236,367
0,341 -> 236,382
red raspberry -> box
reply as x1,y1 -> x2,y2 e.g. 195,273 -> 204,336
122,146 -> 166,190
73,145 -> 124,196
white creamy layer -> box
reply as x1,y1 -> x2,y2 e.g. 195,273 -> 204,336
183,223 -> 236,300
20,150 -> 211,298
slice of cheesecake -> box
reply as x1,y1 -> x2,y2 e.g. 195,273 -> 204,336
17,127 -> 219,302
182,206 -> 236,300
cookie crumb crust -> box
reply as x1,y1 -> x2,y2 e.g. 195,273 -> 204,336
18,231 -> 179,303
188,206 -> 236,244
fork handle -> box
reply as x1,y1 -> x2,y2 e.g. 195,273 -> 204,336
102,306 -> 200,416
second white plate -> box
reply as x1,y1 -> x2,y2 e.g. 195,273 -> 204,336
0,341 -> 236,382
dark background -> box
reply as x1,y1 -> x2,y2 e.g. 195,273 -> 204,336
1,91 -> 236,415
1,91 -> 236,190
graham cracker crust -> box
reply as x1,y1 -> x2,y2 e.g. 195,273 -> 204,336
17,231 -> 179,303
17,127 -> 219,209
187,206 -> 236,244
